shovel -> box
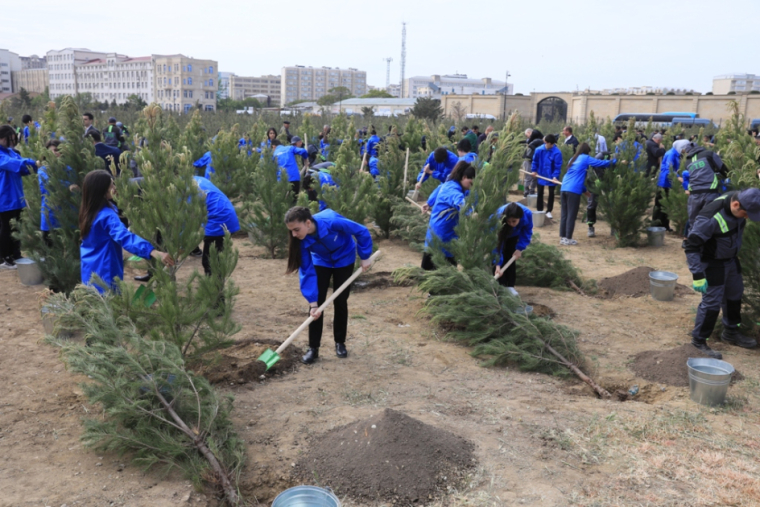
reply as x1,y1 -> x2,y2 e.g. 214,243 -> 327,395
494,255 -> 517,280
520,169 -> 561,185
258,250 -> 382,370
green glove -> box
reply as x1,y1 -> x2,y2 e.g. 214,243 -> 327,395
693,279 -> 708,293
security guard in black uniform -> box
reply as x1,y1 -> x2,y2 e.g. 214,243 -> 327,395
684,189 -> 760,358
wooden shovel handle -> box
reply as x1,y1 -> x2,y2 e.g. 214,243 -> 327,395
520,169 -> 561,185
494,255 -> 517,280
275,250 -> 382,354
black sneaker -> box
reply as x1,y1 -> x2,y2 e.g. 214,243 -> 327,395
134,272 -> 152,282
335,343 -> 348,358
302,347 -> 319,364
691,340 -> 723,359
721,330 -> 758,349
190,247 -> 203,257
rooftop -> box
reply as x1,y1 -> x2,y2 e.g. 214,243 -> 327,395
337,98 -> 417,106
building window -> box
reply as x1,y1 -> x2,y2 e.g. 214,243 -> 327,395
188,77 -> 192,85
208,66 -> 213,74
188,64 -> 192,72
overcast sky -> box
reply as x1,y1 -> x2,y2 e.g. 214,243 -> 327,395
4,0 -> 757,94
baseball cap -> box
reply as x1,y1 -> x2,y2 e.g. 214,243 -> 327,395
291,136 -> 302,144
283,120 -> 291,125
108,117 -> 117,123
738,188 -> 760,221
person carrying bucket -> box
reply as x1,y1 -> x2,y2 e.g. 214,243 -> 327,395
284,206 -> 373,365
684,189 -> 760,357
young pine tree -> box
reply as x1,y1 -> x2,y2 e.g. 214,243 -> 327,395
208,125 -> 248,199
318,133 -> 376,223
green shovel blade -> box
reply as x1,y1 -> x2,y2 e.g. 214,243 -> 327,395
127,255 -> 143,262
258,348 -> 280,371
133,285 -> 157,308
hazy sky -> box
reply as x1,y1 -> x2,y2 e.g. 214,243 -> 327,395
4,0 -> 757,94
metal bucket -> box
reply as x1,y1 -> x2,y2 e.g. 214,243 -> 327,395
687,357 -> 734,406
533,211 -> 546,227
649,271 -> 678,301
647,227 -> 666,247
272,486 -> 341,507
526,194 -> 537,208
16,258 -> 44,285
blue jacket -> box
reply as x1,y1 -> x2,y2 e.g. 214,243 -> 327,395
193,176 -> 240,236
425,180 -> 467,258
193,151 -> 214,178
531,145 -> 562,187
459,152 -> 478,165
0,145 -> 35,212
298,209 -> 373,302
95,143 -> 122,175
316,170 -> 337,211
320,139 -> 330,158
615,141 -> 642,161
417,150 -> 459,184
39,166 -> 74,231
366,135 -> 381,157
80,205 -> 155,293
369,156 -> 380,178
681,170 -> 690,191
274,145 -> 308,182
494,203 -> 533,262
658,147 -> 681,189
562,155 -> 612,195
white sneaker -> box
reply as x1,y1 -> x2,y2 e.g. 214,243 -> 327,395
546,212 -> 553,219
0,261 -> 17,270
507,287 -> 519,297
560,237 -> 568,245
566,238 -> 578,245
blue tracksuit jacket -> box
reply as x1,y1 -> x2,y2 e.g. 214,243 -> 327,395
0,145 -> 35,212
658,147 -> 681,189
494,203 -> 533,264
425,180 -> 467,258
562,155 -> 613,195
417,150 -> 459,184
366,135 -> 381,157
193,176 -> 240,236
274,145 -> 308,182
531,145 -> 563,187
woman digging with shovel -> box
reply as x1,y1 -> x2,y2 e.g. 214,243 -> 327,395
493,202 -> 533,297
285,206 -> 374,364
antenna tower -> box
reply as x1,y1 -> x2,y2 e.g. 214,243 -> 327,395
383,57 -> 393,89
400,22 -> 407,97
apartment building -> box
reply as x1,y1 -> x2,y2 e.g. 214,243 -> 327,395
713,74 -> 760,95
75,53 -> 154,104
153,55 -> 218,112
12,69 -> 48,94
280,65 -> 367,105
20,55 -> 47,70
230,74 -> 281,105
47,48 -> 109,99
403,74 -> 512,99
0,49 -> 22,93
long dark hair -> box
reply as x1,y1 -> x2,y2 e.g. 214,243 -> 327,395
285,206 -> 313,274
566,142 -> 592,168
79,170 -> 115,239
449,161 -> 476,182
497,202 -> 524,249
0,125 -> 18,147
267,128 -> 277,141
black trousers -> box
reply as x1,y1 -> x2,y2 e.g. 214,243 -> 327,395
536,185 -> 555,212
309,264 -> 354,349
290,180 -> 301,203
586,193 -> 599,226
559,192 -> 582,239
494,236 -> 518,288
0,208 -> 22,262
202,235 -> 224,276
653,187 -> 670,230
421,252 -> 457,271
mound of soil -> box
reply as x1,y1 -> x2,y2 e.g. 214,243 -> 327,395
193,338 -> 301,386
631,344 -> 742,387
353,271 -> 394,291
296,408 -> 475,505
527,302 -> 555,318
597,266 -> 692,299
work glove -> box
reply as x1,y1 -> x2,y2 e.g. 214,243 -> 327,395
692,278 -> 708,294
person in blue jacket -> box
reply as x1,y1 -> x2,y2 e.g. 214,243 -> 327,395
653,139 -> 690,231
368,154 -> 380,179
193,176 -> 240,277
493,202 -> 533,297
87,130 -> 122,175
422,161 -> 476,270
38,139 -> 78,246
193,151 -> 214,178
365,127 -> 381,158
273,138 -> 309,198
22,115 -> 34,144
613,133 -> 643,163
319,131 -> 330,160
531,134 -> 563,218
415,147 -> 459,189
457,139 -> 478,165
261,128 -> 277,151
0,125 -> 37,269
303,164 -> 337,211
559,143 -> 614,245
79,170 -> 173,293
284,206 -> 373,364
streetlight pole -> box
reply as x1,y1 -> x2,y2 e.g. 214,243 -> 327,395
503,70 -> 511,121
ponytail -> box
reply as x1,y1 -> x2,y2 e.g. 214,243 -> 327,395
566,142 -> 592,169
449,161 -> 476,182
284,206 -> 313,274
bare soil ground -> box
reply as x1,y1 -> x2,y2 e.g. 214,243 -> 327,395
2,213 -> 760,507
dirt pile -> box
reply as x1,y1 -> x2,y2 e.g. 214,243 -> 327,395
631,344 -> 742,386
193,338 -> 301,385
598,266 -> 692,299
296,408 -> 475,505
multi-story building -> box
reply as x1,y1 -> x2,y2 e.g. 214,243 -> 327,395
386,83 -> 401,98
20,55 -> 47,70
75,53 -> 154,105
153,55 -> 218,112
230,74 -> 281,105
280,66 -> 367,105
403,74 -> 512,99
218,72 -> 233,100
713,74 -> 760,95
0,49 -> 22,94
599,86 -> 698,95
12,69 -> 48,94
47,48 -> 109,99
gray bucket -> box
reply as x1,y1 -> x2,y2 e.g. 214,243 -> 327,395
526,194 -> 537,208
533,210 -> 546,227
649,271 -> 678,301
647,227 -> 666,247
272,486 -> 341,507
687,357 -> 734,406
16,258 -> 44,285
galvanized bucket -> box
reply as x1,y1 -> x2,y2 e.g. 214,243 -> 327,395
647,227 -> 666,247
16,258 -> 44,285
533,210 -> 546,227
526,194 -> 538,208
687,357 -> 734,406
649,271 -> 678,301
271,486 -> 341,507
